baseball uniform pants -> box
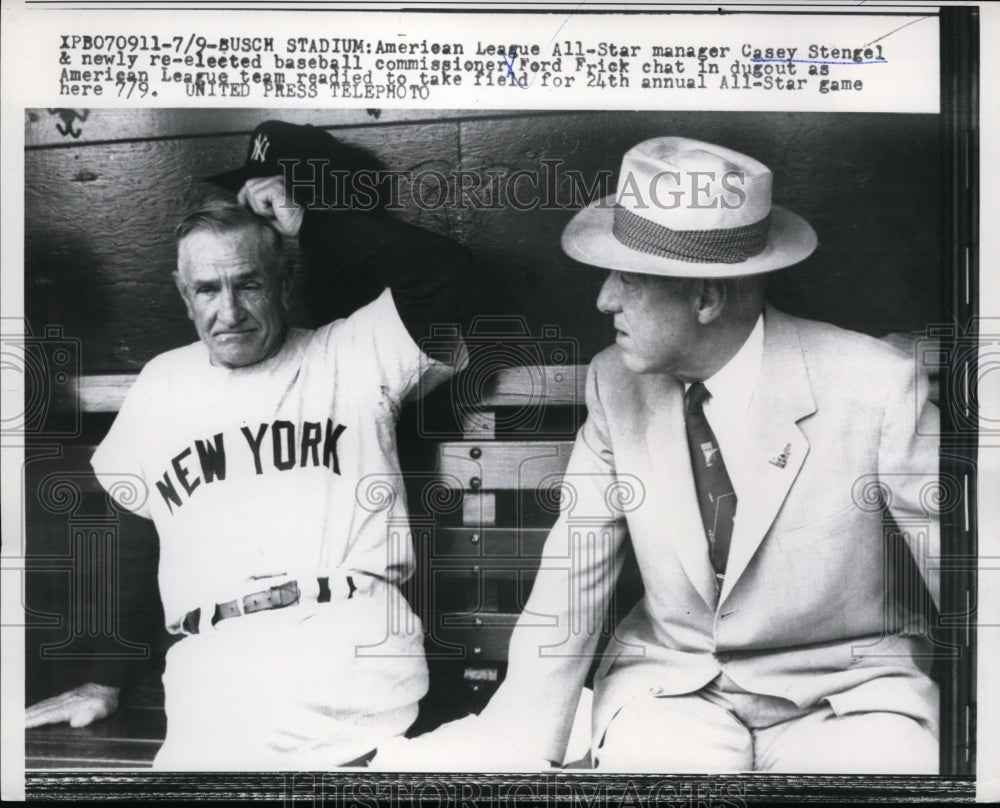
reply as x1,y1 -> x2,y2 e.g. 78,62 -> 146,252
153,580 -> 428,770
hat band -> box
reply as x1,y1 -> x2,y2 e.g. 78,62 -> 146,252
612,206 -> 771,264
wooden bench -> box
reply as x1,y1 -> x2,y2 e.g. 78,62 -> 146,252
26,334 -> 947,767
25,683 -> 165,769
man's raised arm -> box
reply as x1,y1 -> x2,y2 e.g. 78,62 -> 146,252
239,174 -> 477,357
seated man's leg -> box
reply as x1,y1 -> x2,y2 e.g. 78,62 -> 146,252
752,672 -> 939,774
155,584 -> 427,770
594,691 -> 753,772
754,705 -> 938,774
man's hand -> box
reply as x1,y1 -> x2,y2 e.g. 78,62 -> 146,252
237,176 -> 305,238
25,683 -> 120,729
370,714 -> 558,772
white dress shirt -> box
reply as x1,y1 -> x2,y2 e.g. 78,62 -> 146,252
685,312 -> 765,505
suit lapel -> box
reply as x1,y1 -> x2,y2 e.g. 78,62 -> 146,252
718,307 -> 817,606
643,374 -> 720,611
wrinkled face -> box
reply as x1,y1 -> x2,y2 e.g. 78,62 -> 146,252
596,270 -> 700,377
174,227 -> 289,369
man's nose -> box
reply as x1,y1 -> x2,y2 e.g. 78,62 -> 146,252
217,288 -> 246,325
596,272 -> 622,314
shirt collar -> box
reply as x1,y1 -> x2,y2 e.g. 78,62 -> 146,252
688,312 -> 764,415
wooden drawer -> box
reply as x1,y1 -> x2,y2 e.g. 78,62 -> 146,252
431,614 -> 519,664
432,526 -> 550,558
437,441 -> 574,491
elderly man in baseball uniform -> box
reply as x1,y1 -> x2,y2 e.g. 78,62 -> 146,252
25,122 -> 475,769
382,136 -> 940,773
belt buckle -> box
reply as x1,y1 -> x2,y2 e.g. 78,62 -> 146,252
270,580 -> 300,608
241,580 -> 300,614
186,579 -> 304,633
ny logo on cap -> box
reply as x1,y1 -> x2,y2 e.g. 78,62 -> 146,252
250,133 -> 271,163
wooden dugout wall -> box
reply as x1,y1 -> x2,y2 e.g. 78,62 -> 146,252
24,108 -> 941,373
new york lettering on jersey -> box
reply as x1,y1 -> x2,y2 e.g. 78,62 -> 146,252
154,418 -> 347,513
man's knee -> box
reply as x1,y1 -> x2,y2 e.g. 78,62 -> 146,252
757,708 -> 939,773
594,696 -> 752,772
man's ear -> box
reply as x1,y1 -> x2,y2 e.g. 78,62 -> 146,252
173,271 -> 195,321
694,279 -> 727,325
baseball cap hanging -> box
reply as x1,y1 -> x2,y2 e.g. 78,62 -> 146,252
205,120 -> 386,211
561,136 -> 817,277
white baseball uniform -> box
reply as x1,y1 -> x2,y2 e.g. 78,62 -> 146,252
92,288 -> 455,769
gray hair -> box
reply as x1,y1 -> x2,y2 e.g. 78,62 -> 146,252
175,199 -> 286,277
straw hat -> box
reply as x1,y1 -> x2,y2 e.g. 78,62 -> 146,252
561,136 -> 817,277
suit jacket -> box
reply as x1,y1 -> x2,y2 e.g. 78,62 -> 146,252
483,306 -> 941,764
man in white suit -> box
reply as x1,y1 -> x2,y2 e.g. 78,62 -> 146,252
380,136 -> 941,773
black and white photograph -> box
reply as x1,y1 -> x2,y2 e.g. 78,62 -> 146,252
1,2 -> 993,804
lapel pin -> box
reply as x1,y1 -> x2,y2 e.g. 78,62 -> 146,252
769,443 -> 792,468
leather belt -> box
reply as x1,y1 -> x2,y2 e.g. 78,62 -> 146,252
182,576 -> 357,635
